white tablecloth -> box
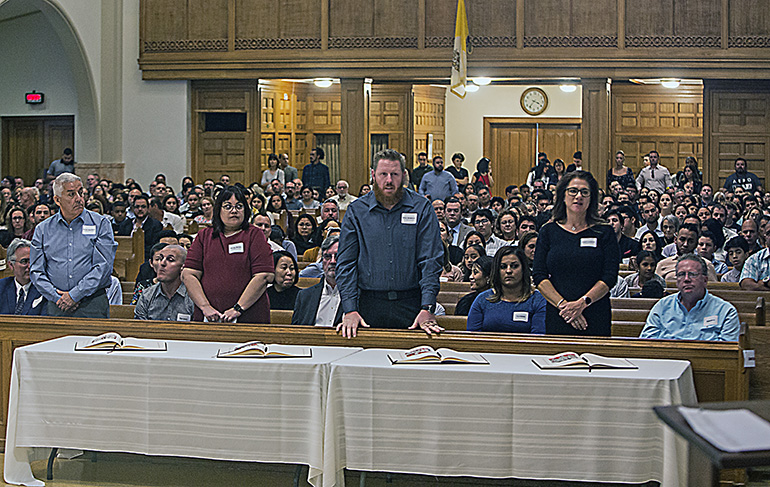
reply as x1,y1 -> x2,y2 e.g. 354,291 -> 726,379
4,336 -> 361,487
322,349 -> 697,487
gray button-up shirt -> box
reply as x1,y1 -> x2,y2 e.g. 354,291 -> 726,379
134,282 -> 194,321
30,209 -> 117,303
337,189 -> 443,314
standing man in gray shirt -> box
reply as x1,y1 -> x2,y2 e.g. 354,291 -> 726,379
336,149 -> 444,338
30,173 -> 117,317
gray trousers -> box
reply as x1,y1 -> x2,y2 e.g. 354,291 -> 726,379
47,289 -> 109,318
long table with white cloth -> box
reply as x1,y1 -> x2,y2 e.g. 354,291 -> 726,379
5,338 -> 697,487
322,348 -> 698,487
4,336 -> 361,487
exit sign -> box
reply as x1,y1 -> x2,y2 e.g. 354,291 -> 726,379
25,92 -> 44,104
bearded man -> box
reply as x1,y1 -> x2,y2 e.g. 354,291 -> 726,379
336,149 -> 444,338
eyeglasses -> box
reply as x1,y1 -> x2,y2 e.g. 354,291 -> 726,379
15,258 -> 30,266
222,203 -> 245,212
474,218 -> 490,225
676,271 -> 702,279
566,187 -> 591,197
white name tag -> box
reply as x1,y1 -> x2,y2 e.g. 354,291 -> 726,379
580,237 -> 597,247
513,311 -> 529,322
228,243 -> 244,254
177,313 -> 191,322
401,213 -> 417,225
703,315 -> 718,328
82,225 -> 96,236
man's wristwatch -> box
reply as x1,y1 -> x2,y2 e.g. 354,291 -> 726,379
581,296 -> 592,306
233,303 -> 245,314
421,304 -> 436,314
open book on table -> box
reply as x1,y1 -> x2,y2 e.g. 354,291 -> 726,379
388,346 -> 489,365
75,332 -> 167,352
217,341 -> 312,358
532,351 -> 637,370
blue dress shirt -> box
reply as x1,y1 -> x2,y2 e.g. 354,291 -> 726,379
30,209 -> 117,303
418,170 -> 459,202
640,291 -> 740,341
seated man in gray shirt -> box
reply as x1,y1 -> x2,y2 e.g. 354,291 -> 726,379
135,244 -> 193,321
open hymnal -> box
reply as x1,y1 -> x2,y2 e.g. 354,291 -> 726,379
387,346 -> 489,365
216,341 -> 312,358
531,352 -> 637,370
75,332 -> 167,351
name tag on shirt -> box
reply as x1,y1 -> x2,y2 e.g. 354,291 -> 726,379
580,237 -> 597,248
513,311 -> 529,322
177,313 -> 191,322
401,213 -> 417,225
703,315 -> 718,328
82,225 -> 96,236
229,243 -> 244,254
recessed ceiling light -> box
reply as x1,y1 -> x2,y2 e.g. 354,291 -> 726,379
473,77 -> 492,86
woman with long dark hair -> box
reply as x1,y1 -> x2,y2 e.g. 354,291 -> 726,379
182,186 -> 274,323
467,247 -> 546,333
533,170 -> 619,336
455,255 -> 492,316
471,157 -> 494,190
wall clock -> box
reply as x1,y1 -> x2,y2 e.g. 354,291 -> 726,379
520,87 -> 548,116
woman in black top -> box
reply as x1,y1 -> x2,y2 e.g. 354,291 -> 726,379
0,206 -> 31,248
606,150 -> 636,190
454,255 -> 492,316
532,171 -> 619,336
267,250 -> 300,310
291,214 -> 318,255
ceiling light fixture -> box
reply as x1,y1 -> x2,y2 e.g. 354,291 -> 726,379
314,78 -> 333,88
560,84 -> 577,93
465,82 -> 479,93
473,77 -> 492,86
661,79 -> 681,89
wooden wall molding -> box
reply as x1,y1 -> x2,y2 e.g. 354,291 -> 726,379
523,36 -> 617,48
625,36 -> 722,48
234,38 -> 322,50
329,37 -> 419,49
144,39 -> 228,52
729,36 -> 770,48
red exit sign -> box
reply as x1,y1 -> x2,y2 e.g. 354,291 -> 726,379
25,92 -> 44,104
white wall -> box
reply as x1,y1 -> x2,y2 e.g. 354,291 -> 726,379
121,0 -> 189,190
445,84 -> 582,171
0,11 -> 78,118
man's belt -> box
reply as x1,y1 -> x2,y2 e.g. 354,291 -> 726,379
360,288 -> 420,301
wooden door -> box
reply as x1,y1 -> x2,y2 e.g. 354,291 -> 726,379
484,118 -> 581,194
1,116 -> 74,185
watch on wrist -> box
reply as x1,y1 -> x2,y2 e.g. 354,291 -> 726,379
233,303 -> 245,313
421,304 -> 436,314
582,296 -> 592,306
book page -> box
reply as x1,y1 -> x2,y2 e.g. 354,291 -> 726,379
218,341 -> 267,357
121,338 -> 167,351
82,332 -> 123,349
435,348 -> 489,364
679,407 -> 770,452
387,346 -> 440,364
580,353 -> 637,369
264,345 -> 312,357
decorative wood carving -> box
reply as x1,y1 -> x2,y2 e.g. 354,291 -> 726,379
144,39 -> 228,52
234,37 -> 322,50
728,36 -> 770,48
625,36 -> 721,48
328,37 -> 418,49
523,36 -> 617,48
424,35 -> 518,48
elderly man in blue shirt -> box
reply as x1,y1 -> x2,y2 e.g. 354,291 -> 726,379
336,149 -> 444,338
640,253 -> 739,341
30,173 -> 117,317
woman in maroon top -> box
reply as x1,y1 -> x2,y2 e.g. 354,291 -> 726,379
182,186 -> 274,323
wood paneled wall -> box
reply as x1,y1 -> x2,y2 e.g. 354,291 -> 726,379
705,80 -> 770,189
140,0 -> 770,79
612,83 -> 703,182
192,81 -> 439,185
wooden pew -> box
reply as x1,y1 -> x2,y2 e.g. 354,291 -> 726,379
113,228 -> 144,281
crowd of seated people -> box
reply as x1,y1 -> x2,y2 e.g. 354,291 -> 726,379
0,149 -> 763,341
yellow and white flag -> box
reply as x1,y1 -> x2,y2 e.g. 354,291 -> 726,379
450,0 -> 469,99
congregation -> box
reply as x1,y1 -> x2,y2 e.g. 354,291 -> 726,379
0,145 -> 756,342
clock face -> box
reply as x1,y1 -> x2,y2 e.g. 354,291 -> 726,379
521,88 -> 548,116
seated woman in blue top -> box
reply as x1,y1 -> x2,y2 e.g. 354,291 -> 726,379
467,246 -> 546,334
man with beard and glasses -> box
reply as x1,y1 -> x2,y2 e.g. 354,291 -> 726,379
724,157 -> 763,193
336,149 -> 444,338
291,235 -> 343,327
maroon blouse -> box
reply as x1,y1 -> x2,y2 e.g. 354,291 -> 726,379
185,225 -> 274,323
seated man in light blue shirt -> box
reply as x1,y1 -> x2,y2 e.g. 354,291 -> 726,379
740,223 -> 770,290
30,173 -> 117,318
640,253 -> 739,341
